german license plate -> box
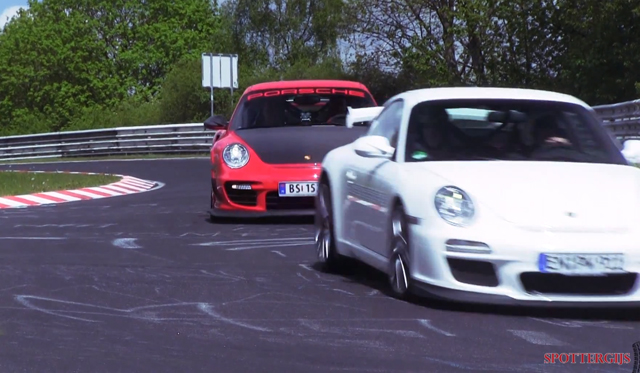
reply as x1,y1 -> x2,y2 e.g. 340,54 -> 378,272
278,182 -> 317,197
538,253 -> 625,275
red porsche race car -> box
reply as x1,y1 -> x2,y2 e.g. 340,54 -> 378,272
204,79 -> 378,218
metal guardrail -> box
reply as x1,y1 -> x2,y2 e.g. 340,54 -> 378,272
0,123 -> 215,161
593,99 -> 640,139
0,97 -> 637,161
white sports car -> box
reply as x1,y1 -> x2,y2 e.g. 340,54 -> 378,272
314,87 -> 640,306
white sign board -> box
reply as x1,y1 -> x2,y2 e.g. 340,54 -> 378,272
202,53 -> 238,89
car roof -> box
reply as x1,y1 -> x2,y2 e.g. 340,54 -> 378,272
389,87 -> 591,109
243,79 -> 370,93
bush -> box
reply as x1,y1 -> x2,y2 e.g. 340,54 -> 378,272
158,57 -> 210,124
64,98 -> 162,132
0,110 -> 54,136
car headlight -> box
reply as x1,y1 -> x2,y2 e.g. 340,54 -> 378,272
222,143 -> 250,169
434,186 -> 475,226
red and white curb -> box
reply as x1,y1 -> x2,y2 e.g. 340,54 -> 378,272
0,170 -> 163,209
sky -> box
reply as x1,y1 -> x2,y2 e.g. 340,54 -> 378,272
0,0 -> 27,29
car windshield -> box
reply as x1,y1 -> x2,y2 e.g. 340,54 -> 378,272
230,87 -> 376,130
404,99 -> 627,165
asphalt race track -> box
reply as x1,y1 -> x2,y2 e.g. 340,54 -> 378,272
0,158 -> 638,373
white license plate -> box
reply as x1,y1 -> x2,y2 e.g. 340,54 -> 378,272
539,253 -> 625,275
278,182 -> 317,197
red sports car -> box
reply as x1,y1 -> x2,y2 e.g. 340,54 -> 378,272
204,79 -> 378,218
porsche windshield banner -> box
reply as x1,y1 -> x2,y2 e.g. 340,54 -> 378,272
246,88 -> 367,101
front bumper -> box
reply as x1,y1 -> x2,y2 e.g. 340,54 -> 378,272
410,280 -> 640,308
407,219 -> 640,307
209,208 -> 314,218
211,163 -> 320,217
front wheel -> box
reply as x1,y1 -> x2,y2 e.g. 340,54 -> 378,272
210,178 -> 218,210
388,205 -> 412,298
209,181 -> 222,222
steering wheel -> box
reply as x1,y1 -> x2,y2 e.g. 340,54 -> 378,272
530,145 -> 586,162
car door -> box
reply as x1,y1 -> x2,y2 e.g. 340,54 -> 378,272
344,100 -> 404,256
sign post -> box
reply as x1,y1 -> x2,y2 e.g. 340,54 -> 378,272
201,53 -> 239,116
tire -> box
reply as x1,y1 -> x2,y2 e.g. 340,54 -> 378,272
210,186 -> 215,209
315,180 -> 343,272
210,179 -> 217,210
388,204 -> 412,299
209,181 -> 221,222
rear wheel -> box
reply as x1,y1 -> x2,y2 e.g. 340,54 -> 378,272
388,204 -> 412,298
315,181 -> 343,272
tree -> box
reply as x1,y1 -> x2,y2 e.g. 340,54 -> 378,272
158,56 -> 211,124
346,0 -> 560,89
552,0 -> 640,105
0,0 -> 228,134
0,0 -> 117,133
222,0 -> 348,71
1,0 -> 639,135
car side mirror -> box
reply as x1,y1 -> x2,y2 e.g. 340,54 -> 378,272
346,106 -> 384,128
619,136 -> 638,151
621,139 -> 640,162
204,115 -> 228,130
353,135 -> 394,159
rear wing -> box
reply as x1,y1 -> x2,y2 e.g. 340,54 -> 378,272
346,106 -> 384,128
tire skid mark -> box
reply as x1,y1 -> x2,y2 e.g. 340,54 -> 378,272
507,330 -> 566,346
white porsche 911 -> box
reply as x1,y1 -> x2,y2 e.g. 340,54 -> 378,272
314,87 -> 640,306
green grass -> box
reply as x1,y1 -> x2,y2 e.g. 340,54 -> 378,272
0,172 -> 120,197
0,153 -> 208,164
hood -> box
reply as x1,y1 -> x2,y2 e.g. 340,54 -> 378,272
416,161 -> 640,232
234,126 -> 368,164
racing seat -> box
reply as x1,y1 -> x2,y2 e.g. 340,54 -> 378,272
405,107 -> 452,161
258,99 -> 286,127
